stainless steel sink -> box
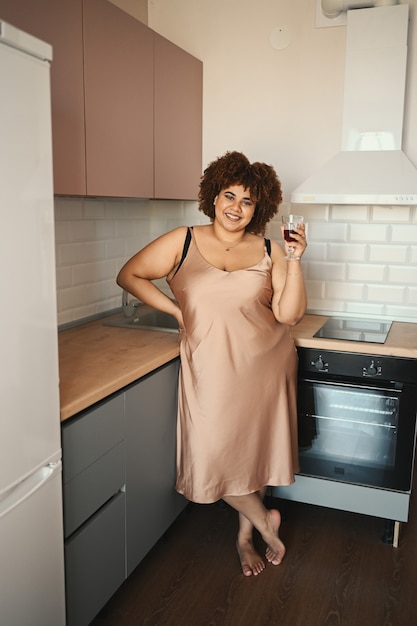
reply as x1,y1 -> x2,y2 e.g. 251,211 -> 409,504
103,306 -> 179,333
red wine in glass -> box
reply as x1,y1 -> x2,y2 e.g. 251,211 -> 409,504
284,229 -> 297,243
281,215 -> 304,260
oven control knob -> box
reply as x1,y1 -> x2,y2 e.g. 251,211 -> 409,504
363,360 -> 380,377
312,355 -> 327,371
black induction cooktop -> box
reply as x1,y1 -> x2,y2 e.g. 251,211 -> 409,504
313,317 -> 392,344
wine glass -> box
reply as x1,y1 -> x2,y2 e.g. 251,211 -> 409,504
281,214 -> 304,260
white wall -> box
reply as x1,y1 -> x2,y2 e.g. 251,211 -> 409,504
148,0 -> 417,196
55,0 -> 417,325
108,0 -> 148,23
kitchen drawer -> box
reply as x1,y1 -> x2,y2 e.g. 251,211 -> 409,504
62,392 -> 124,482
65,491 -> 126,626
63,440 -> 125,538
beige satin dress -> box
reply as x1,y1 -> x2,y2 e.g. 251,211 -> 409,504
168,229 -> 299,504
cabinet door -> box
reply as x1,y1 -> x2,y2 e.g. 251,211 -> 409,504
65,492 -> 126,626
83,0 -> 154,198
125,359 -> 182,575
154,34 -> 203,200
0,0 -> 86,195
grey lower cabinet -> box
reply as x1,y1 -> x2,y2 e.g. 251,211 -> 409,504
61,358 -> 185,626
125,358 -> 187,576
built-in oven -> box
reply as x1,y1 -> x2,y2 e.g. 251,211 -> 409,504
272,318 -> 417,547
296,349 -> 417,493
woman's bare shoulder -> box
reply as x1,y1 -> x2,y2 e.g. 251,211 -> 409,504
145,225 -> 189,251
160,225 -> 190,242
269,237 -> 286,259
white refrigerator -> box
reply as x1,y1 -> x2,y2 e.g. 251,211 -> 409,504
0,20 -> 66,625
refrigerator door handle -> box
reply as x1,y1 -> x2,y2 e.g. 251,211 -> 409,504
0,461 -> 62,519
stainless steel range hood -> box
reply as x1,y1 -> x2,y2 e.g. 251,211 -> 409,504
291,3 -> 417,205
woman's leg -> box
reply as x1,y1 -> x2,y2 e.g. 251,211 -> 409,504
236,488 -> 267,576
223,491 -> 285,574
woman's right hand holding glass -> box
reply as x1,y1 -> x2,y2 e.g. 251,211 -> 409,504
281,215 -> 307,260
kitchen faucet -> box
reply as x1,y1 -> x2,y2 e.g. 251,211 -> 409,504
122,289 -> 142,318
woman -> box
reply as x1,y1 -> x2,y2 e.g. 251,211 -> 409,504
117,151 -> 307,577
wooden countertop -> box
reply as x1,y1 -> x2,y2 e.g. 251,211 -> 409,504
58,314 -> 417,422
290,315 -> 417,359
58,318 -> 180,422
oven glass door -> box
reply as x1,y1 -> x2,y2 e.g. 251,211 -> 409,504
297,378 -> 416,491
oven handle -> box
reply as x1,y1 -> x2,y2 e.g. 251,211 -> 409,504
300,377 -> 402,393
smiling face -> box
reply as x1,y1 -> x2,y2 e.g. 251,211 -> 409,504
213,185 -> 256,232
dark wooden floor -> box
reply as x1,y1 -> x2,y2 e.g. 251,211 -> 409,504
92,480 -> 417,626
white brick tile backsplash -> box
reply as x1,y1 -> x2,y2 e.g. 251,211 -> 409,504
372,206 -> 411,222
59,241 -> 107,266
305,280 -> 325,300
389,266 -> 417,285
105,238 -> 127,259
56,266 -> 72,289
60,285 -> 86,310
83,198 -> 106,217
102,199 -> 128,218
185,203 -> 209,223
124,236 -> 148,258
55,197 -> 83,219
302,242 -> 326,261
307,298 -> 347,312
347,264 -> 386,282
71,303 -> 102,320
265,221 -> 281,240
150,199 -> 184,217
57,309 -> 72,325
54,220 -> 71,243
107,280 -> 122,301
55,197 -> 417,325
386,303 -> 417,318
366,284 -> 406,303
369,245 -> 408,263
115,219 -> 141,238
331,205 -> 369,221
349,223 -> 388,242
325,281 -> 364,300
345,301 -> 385,317
408,287 -> 417,305
89,281 -> 109,303
289,204 -> 329,221
94,220 -> 117,239
308,222 -> 348,241
391,224 -> 417,243
308,262 -> 346,281
72,260 -> 115,285
69,220 -> 97,241
328,243 -> 367,262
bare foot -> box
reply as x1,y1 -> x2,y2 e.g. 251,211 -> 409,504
236,538 -> 266,576
264,509 -> 286,565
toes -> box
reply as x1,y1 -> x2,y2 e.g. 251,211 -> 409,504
241,558 -> 266,576
255,561 -> 266,575
237,540 -> 266,576
241,560 -> 257,576
265,544 -> 285,565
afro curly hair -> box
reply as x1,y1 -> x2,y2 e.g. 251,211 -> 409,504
198,151 -> 283,235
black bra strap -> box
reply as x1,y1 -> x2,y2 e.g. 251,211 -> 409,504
265,238 -> 271,257
173,227 -> 192,277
